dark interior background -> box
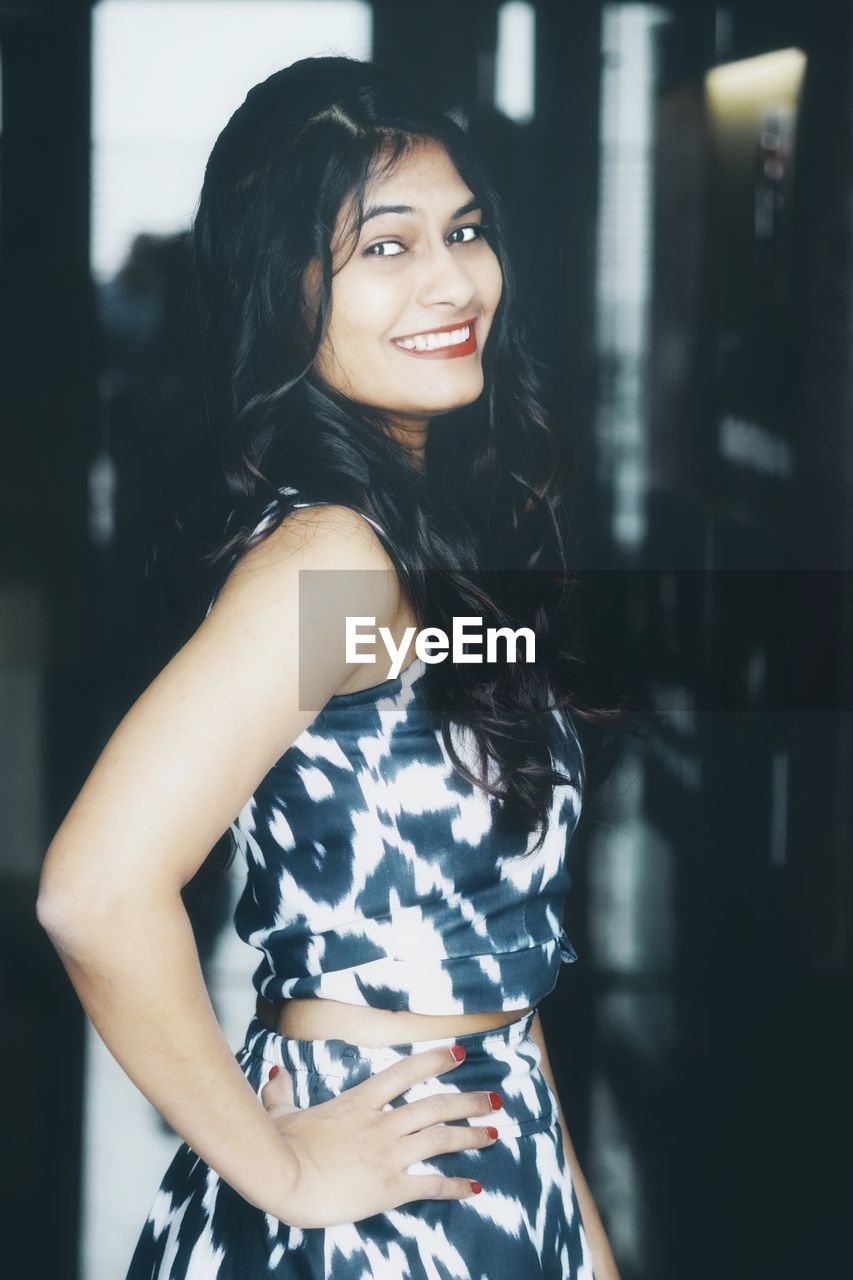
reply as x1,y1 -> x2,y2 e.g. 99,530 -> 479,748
1,1 -> 851,1276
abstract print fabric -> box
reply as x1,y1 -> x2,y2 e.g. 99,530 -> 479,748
125,1007 -> 596,1279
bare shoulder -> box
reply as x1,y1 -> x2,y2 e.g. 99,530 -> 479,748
218,502 -> 403,616
37,504 -> 406,918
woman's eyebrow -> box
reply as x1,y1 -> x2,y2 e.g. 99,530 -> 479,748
359,196 -> 481,226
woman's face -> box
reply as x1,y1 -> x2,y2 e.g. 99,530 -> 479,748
306,138 -> 503,453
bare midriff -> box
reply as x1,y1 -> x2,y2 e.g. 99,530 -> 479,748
257,994 -> 537,1047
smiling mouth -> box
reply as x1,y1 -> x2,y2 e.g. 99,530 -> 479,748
390,318 -> 478,359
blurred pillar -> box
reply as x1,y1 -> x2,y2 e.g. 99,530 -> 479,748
531,0 -> 602,413
0,2 -> 97,1277
526,0 -> 604,1162
372,0 -> 498,116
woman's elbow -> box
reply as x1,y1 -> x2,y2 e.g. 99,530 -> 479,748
36,846 -> 132,950
36,887 -> 92,955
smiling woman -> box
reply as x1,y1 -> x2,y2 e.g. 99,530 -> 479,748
302,136 -> 502,460
38,52 -> 620,1280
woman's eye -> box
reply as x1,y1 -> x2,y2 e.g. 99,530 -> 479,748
449,223 -> 489,244
364,240 -> 405,258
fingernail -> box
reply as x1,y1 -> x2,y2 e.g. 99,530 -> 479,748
449,1045 -> 466,1062
470,1180 -> 483,1194
269,1065 -> 280,1079
486,1125 -> 499,1139
488,1091 -> 503,1110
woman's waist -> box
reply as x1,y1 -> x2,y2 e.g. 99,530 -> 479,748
256,993 -> 537,1047
243,1000 -> 555,1138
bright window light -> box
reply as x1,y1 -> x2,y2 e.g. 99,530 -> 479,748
91,0 -> 372,281
495,1 -> 536,124
594,4 -> 670,552
706,46 -> 806,111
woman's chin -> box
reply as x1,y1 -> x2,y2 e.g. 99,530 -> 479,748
407,383 -> 485,416
438,387 -> 485,413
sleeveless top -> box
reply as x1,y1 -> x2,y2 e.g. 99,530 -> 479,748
206,485 -> 584,1014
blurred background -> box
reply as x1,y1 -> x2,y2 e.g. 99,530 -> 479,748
1,0 -> 851,1276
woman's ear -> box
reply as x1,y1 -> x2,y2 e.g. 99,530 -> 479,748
299,257 -> 322,327
296,258 -> 326,367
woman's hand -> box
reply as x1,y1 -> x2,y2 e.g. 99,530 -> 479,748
260,1043 -> 500,1228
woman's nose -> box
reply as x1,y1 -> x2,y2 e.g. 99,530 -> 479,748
415,242 -> 477,310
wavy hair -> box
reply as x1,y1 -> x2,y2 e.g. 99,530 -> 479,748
169,54 -> 624,895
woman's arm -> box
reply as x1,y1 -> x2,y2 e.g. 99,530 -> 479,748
530,1009 -> 622,1280
37,882 -> 302,1218
37,504 -> 400,1222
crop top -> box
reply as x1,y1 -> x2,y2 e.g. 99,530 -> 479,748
207,485 -> 585,1014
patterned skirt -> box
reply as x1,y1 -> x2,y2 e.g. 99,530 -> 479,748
124,1005 -> 595,1279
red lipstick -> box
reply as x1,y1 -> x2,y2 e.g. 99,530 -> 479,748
390,316 -> 478,360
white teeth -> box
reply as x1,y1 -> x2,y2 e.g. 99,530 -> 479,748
395,324 -> 471,352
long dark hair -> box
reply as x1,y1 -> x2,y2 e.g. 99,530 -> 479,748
168,55 -> 624,916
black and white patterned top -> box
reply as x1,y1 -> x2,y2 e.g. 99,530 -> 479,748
206,486 -> 584,1014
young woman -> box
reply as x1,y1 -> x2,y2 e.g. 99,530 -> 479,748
37,56 -> 620,1279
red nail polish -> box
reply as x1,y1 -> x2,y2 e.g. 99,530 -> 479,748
486,1125 -> 499,1139
449,1045 -> 466,1062
488,1091 -> 503,1110
470,1180 -> 483,1194
269,1065 -> 280,1078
